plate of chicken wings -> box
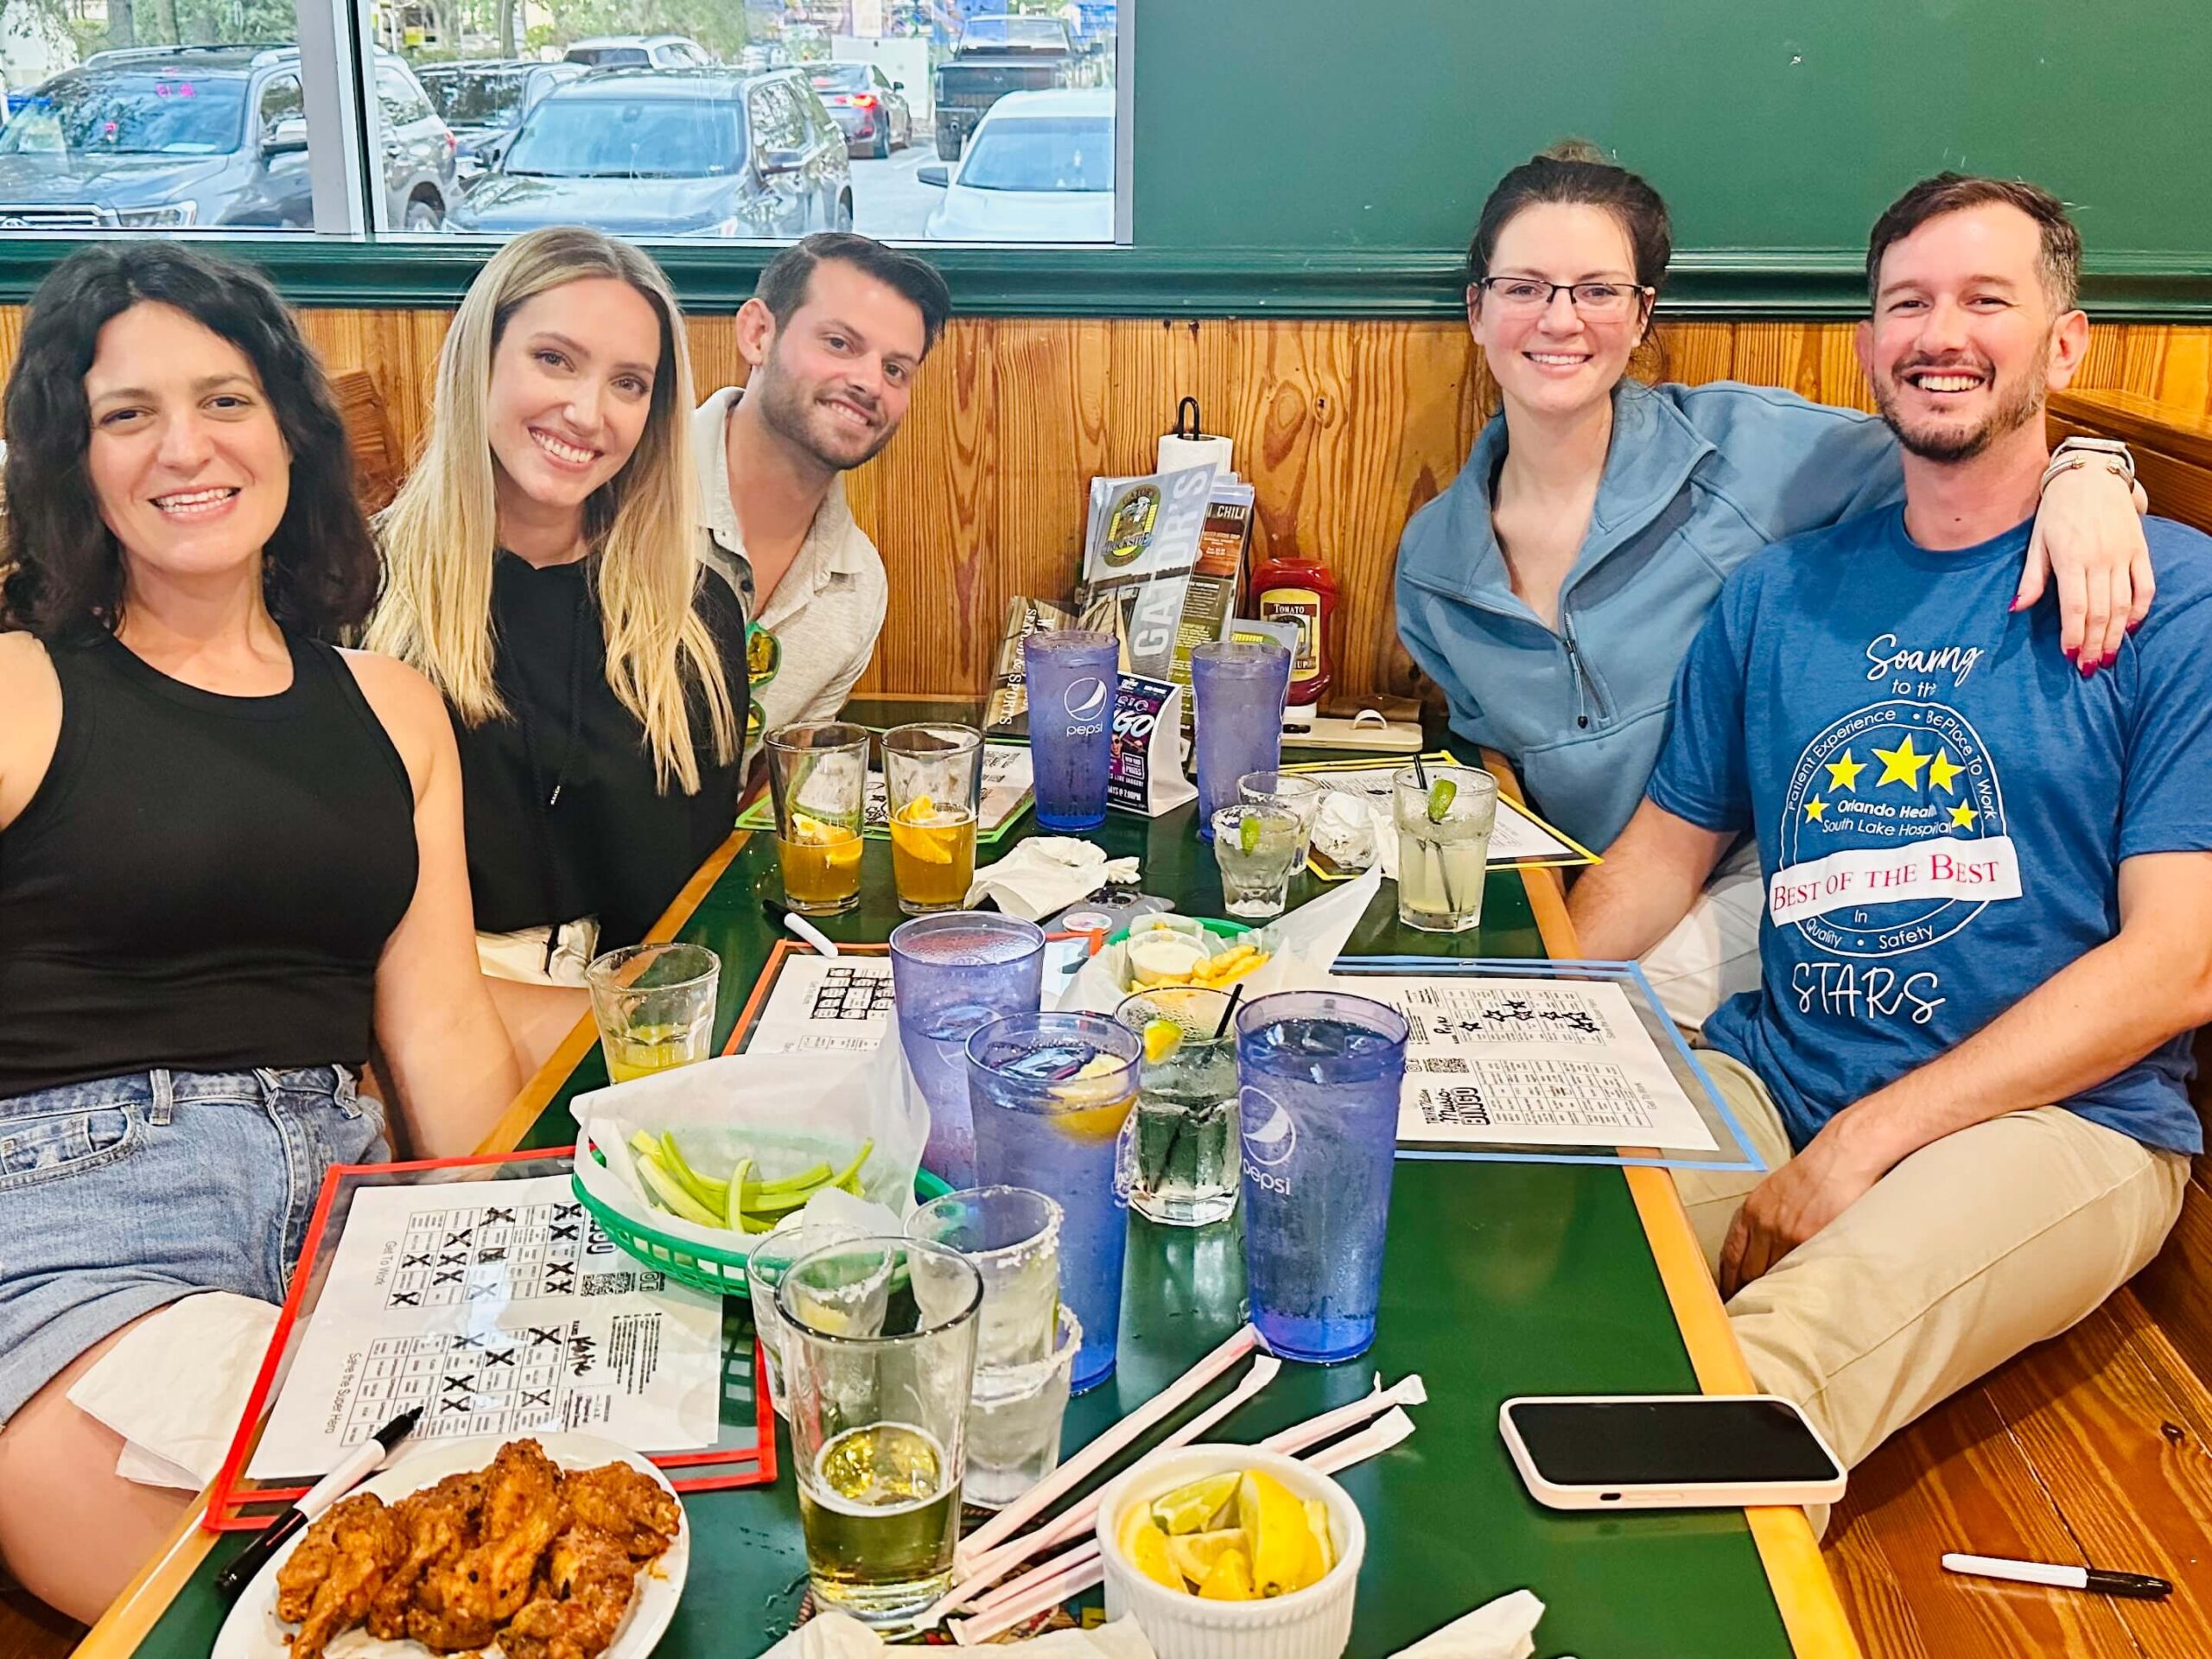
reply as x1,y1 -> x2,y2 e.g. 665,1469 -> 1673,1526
214,1434 -> 688,1659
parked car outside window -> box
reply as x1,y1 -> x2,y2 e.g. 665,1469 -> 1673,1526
0,45 -> 454,232
449,68 -> 850,239
418,60 -> 584,184
806,61 -> 912,160
921,88 -> 1111,242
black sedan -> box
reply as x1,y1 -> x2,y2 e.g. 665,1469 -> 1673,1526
450,67 -> 851,238
805,61 -> 912,160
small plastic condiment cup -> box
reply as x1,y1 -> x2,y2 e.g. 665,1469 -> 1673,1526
1093,1444 -> 1366,1659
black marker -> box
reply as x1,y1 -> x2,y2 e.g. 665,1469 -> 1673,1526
1942,1552 -> 2171,1600
215,1408 -> 420,1597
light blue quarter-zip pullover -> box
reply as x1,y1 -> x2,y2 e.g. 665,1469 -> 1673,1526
1395,380 -> 1903,851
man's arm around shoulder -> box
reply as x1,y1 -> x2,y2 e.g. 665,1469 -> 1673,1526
1567,799 -> 1738,961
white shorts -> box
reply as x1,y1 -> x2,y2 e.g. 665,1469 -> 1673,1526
475,918 -> 600,988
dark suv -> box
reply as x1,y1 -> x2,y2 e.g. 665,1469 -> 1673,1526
418,59 -> 585,185
451,67 -> 851,238
0,44 -> 455,231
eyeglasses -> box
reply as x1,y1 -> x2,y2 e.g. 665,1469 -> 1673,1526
1472,277 -> 1653,321
744,620 -> 780,748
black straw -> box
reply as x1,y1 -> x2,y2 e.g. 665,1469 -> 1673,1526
1414,754 -> 1430,789
1212,982 -> 1245,1040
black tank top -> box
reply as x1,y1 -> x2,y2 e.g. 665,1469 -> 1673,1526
0,631 -> 419,1098
452,554 -> 747,951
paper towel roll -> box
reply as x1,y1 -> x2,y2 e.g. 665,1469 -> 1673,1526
1157,431 -> 1234,475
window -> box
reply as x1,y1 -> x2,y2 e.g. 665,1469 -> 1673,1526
748,80 -> 808,158
375,64 -> 434,131
504,92 -> 743,180
958,116 -> 1111,194
0,1 -> 1123,246
422,70 -> 528,132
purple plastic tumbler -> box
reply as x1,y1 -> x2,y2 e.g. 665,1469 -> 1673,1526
890,914 -> 1047,1187
1190,639 -> 1290,839
1024,631 -> 1120,831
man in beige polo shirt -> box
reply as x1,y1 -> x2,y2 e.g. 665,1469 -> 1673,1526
694,232 -> 952,762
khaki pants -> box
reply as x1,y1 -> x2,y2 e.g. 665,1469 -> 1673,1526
1675,1050 -> 2189,1471
1640,839 -> 1764,1033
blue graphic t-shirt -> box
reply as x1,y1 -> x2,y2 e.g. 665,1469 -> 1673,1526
1649,505 -> 2212,1156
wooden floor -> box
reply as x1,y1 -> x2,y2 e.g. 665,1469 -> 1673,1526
1826,1277 -> 2212,1657
0,1587 -> 77,1659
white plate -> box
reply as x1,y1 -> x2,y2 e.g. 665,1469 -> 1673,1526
213,1433 -> 689,1659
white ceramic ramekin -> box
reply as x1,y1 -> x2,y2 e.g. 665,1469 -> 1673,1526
1093,1445 -> 1365,1659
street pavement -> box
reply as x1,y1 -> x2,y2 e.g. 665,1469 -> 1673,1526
850,141 -> 943,242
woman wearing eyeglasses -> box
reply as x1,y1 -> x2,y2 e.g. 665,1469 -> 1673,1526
1395,142 -> 2147,1027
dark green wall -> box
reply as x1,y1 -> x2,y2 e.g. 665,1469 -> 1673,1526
0,0 -> 2202,315
1132,0 -> 2209,270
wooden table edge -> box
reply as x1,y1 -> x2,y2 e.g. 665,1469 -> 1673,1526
77,830 -> 756,1658
1512,844 -> 1863,1659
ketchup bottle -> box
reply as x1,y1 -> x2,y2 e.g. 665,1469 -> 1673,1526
1249,550 -> 1338,709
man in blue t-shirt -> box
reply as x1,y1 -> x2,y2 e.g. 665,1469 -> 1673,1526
1571,174 -> 2212,1473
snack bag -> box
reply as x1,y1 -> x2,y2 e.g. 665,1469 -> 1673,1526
570,1029 -> 927,1261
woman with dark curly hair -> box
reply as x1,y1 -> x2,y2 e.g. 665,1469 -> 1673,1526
0,243 -> 518,1622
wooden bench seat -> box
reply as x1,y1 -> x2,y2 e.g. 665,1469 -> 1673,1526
2049,390 -> 2212,537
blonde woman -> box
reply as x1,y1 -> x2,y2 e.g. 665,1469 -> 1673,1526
371,229 -> 743,1070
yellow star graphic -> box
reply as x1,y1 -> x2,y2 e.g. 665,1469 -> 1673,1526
1872,734 -> 1930,789
1824,751 -> 1866,793
1949,802 -> 1978,830
1927,749 -> 1964,794
1803,798 -> 1828,823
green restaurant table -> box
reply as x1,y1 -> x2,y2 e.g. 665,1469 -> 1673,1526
86,699 -> 1858,1659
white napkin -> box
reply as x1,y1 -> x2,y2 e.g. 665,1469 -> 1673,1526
761,1612 -> 1157,1659
966,837 -> 1141,922
67,1291 -> 280,1491
1392,1590 -> 1550,1659
761,1593 -> 1544,1659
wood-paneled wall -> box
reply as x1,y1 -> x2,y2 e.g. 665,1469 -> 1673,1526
9,307 -> 2212,702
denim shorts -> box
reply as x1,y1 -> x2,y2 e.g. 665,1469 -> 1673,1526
0,1066 -> 387,1427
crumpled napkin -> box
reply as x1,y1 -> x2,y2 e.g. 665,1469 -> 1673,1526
1394,1590 -> 1550,1659
67,1291 -> 280,1490
761,1613 -> 1156,1659
1311,785 -> 1384,875
966,836 -> 1141,922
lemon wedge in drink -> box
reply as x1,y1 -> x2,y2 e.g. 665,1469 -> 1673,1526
1141,1018 -> 1184,1064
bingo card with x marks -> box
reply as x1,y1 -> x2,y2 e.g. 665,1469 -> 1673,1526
247,1173 -> 723,1477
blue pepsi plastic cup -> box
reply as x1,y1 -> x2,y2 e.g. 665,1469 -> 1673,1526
966,1012 -> 1141,1393
1024,631 -> 1119,831
1235,989 -> 1410,1363
1190,639 -> 1290,839
890,914 -> 1046,1188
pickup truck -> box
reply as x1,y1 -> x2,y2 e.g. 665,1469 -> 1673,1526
931,15 -> 1073,160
